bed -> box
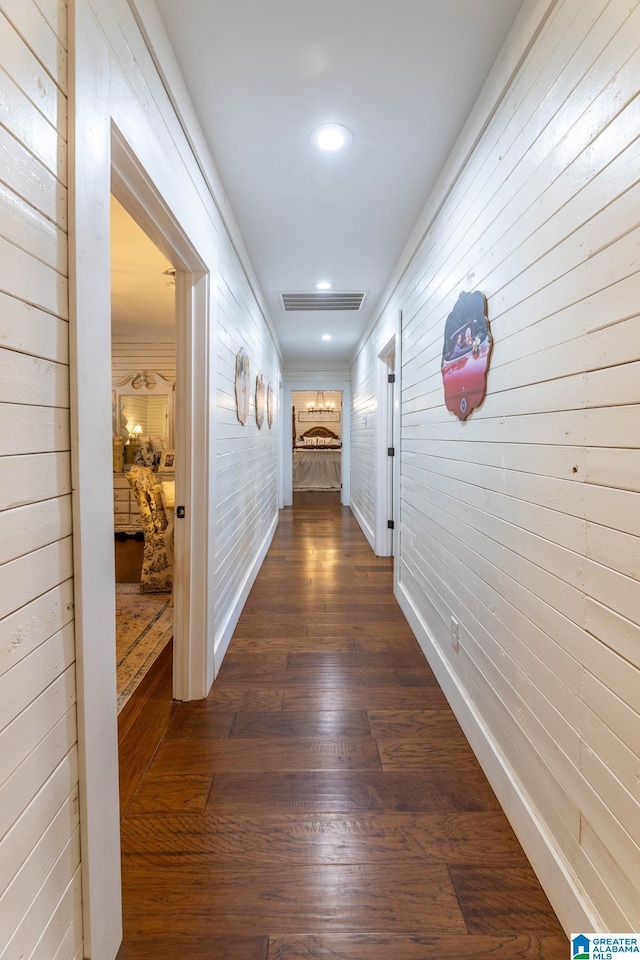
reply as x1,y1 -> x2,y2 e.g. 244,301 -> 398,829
293,426 -> 342,490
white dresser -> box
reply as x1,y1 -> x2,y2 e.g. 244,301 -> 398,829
113,471 -> 175,534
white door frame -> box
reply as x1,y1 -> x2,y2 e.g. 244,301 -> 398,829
283,380 -> 351,506
111,130 -> 209,703
70,113 -> 209,957
375,336 -> 396,556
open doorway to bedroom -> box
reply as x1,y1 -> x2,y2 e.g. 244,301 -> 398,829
110,195 -> 177,717
292,390 -> 343,493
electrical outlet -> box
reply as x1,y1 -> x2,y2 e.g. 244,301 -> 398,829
450,617 -> 459,651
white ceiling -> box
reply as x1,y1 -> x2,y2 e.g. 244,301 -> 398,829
119,1 -> 525,365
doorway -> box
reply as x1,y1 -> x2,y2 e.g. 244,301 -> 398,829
110,195 -> 177,716
292,389 -> 343,494
283,380 -> 351,506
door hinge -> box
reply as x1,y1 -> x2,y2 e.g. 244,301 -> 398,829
388,373 -> 396,383
387,447 -> 395,457
387,520 -> 395,530
176,506 -> 185,519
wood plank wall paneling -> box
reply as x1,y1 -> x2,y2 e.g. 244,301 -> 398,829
0,1 -> 82,958
352,0 -> 640,932
111,337 -> 176,386
214,255 -> 280,636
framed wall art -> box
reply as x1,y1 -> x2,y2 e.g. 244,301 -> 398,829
441,290 -> 492,421
235,348 -> 250,425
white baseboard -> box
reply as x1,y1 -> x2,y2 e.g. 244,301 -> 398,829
350,499 -> 375,552
395,578 -> 604,938
213,512 -> 278,675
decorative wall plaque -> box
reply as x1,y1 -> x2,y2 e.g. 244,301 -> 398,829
235,348 -> 250,425
255,372 -> 265,429
266,381 -> 274,429
441,291 -> 492,421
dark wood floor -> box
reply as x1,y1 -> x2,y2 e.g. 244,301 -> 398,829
117,492 -> 567,960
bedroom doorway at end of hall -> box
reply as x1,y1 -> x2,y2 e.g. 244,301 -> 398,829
291,389 -> 343,494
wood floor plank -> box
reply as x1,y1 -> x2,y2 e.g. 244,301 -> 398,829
218,653 -> 289,673
283,686 -> 450,711
120,811 -> 526,864
118,936 -> 268,960
307,611 -> 413,625
216,665 -> 437,687
354,635 -> 428,653
306,622 -> 418,638
266,934 -> 569,959
229,636 -> 357,653
121,860 -> 467,936
241,602 -> 327,616
448,865 -> 565,935
367,710 -> 464,739
230,711 -> 372,739
206,687 -> 284,711
232,617 -> 311,639
118,492 -> 564,957
125,774 -> 214,816
287,650 -> 429,669
377,738 -> 481,769
164,704 -> 236,740
207,770 -> 502,813
149,737 -> 382,775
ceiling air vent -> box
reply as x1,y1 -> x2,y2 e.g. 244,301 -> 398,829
280,291 -> 367,312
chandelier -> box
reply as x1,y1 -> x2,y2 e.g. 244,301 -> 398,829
307,391 -> 336,413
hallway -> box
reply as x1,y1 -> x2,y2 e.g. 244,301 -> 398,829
117,493 -> 566,960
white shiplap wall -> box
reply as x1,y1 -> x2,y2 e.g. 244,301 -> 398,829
0,0 -> 82,958
111,335 -> 175,385
352,0 -> 640,933
213,244 -> 281,668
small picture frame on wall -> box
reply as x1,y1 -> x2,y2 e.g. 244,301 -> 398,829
159,450 -> 175,471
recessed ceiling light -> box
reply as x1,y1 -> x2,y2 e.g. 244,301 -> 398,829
322,334 -> 332,341
314,281 -> 333,291
311,123 -> 352,152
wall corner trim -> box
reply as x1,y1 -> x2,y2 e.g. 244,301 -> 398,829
394,578 -> 605,938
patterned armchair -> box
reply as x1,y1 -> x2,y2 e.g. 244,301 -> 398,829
126,466 -> 173,593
